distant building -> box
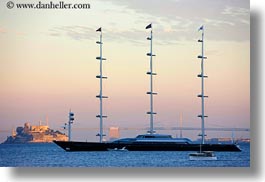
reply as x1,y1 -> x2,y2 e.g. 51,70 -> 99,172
30,122 -> 49,133
2,122 -> 68,144
109,127 -> 120,141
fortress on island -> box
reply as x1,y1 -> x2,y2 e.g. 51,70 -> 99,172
3,122 -> 68,144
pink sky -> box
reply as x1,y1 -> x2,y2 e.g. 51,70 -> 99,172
0,0 -> 249,142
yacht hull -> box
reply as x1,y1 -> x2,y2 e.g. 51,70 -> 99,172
53,140 -> 241,152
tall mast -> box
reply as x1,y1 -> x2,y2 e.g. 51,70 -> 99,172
96,27 -> 107,143
68,110 -> 74,142
146,23 -> 157,134
197,25 -> 208,144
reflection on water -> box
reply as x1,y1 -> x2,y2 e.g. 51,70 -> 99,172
0,143 -> 250,167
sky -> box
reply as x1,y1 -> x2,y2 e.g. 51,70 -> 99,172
0,0 -> 250,142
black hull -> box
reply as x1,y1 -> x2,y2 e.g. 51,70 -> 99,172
53,140 -> 241,152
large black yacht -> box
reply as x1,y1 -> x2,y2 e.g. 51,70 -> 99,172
53,134 -> 241,152
53,25 -> 242,152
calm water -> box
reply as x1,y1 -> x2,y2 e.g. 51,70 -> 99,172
0,143 -> 250,167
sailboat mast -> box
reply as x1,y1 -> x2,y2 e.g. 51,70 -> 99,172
96,27 -> 107,143
146,23 -> 157,134
197,26 -> 208,144
180,113 -> 183,138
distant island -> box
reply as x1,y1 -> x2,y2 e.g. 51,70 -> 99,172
2,122 -> 68,144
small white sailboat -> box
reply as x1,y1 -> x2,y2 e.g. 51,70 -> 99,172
107,147 -> 128,152
189,151 -> 217,161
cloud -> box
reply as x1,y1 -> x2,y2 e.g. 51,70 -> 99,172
48,24 -> 188,46
49,26 -> 96,41
221,6 -> 250,26
0,26 -> 27,37
48,0 -> 249,43
48,25 -> 144,44
104,0 -> 249,20
0,27 -> 7,34
101,0 -> 250,42
222,6 -> 249,17
203,18 -> 235,27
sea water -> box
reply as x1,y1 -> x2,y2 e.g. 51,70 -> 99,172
0,143 -> 250,167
